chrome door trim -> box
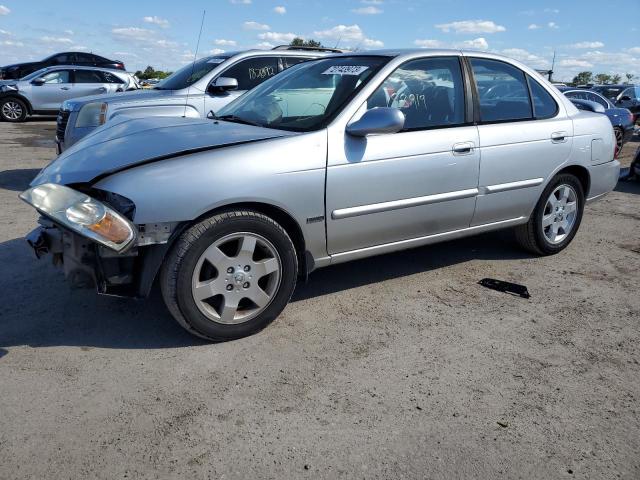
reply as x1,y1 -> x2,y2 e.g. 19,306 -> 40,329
482,178 -> 544,194
329,217 -> 527,264
331,188 -> 479,220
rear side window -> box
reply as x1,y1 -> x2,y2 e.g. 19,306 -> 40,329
527,75 -> 557,119
74,70 -> 105,83
222,57 -> 279,90
470,58 -> 532,122
101,72 -> 124,84
366,56 -> 466,130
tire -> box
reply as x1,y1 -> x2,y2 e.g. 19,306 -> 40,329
160,210 -> 298,341
614,127 -> 623,158
0,97 -> 28,122
514,173 -> 585,255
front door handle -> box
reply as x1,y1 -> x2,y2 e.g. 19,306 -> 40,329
61,86 -> 70,90
452,142 -> 474,155
551,131 -> 568,143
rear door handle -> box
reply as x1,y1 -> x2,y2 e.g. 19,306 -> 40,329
551,131 -> 568,143
452,142 -> 474,155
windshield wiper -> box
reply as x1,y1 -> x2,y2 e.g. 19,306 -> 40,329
213,114 -> 263,127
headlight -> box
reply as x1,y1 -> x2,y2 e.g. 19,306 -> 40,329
19,183 -> 136,252
75,102 -> 108,128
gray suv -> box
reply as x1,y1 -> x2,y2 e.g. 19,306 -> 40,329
56,47 -> 335,152
0,66 -> 138,122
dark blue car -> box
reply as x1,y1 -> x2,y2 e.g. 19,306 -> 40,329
559,87 -> 635,157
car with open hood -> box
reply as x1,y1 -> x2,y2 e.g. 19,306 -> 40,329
55,46 -> 339,153
21,49 -> 620,341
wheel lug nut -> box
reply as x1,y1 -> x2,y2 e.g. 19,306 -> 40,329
243,282 -> 250,288
226,284 -> 233,291
244,265 -> 250,272
227,267 -> 234,274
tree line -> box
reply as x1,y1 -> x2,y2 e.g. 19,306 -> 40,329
572,71 -> 635,86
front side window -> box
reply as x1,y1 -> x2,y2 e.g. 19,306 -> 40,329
41,70 -> 71,84
527,75 -> 557,119
216,56 -> 388,132
470,58 -> 532,122
621,87 -> 636,100
53,53 -> 73,64
366,56 -> 465,130
74,70 -> 104,83
155,55 -> 230,90
221,57 -> 280,91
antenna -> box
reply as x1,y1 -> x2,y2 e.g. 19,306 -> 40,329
183,10 -> 206,118
334,36 -> 342,49
550,50 -> 556,82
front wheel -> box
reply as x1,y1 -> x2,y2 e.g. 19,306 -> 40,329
614,127 -> 624,158
160,210 -> 298,341
515,173 -> 585,255
0,97 -> 28,122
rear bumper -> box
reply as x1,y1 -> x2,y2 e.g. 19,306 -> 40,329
586,159 -> 620,204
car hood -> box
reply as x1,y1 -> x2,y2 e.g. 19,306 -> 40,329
31,116 -> 298,186
65,89 -> 174,110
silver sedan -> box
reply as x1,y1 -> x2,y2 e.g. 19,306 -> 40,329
20,49 -> 620,341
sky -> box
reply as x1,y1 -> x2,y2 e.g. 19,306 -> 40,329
0,0 -> 639,81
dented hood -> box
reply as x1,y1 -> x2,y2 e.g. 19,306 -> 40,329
32,116 -> 296,185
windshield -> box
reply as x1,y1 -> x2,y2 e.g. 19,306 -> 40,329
216,56 -> 388,132
155,56 -> 230,90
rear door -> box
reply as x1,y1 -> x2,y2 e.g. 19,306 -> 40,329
468,57 -> 573,226
72,69 -> 116,97
30,69 -> 74,110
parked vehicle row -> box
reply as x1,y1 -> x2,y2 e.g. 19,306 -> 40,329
0,66 -> 139,122
19,49 -> 619,341
54,48 -> 331,152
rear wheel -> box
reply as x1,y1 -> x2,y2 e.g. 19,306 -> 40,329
614,127 -> 624,158
515,173 -> 585,255
160,210 -> 298,341
0,97 -> 28,122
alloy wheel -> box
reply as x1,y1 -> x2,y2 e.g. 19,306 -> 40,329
614,128 -> 623,158
190,232 -> 282,324
541,184 -> 578,244
2,101 -> 23,120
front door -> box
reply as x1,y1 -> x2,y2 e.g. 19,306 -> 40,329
326,56 -> 480,254
30,69 -> 74,111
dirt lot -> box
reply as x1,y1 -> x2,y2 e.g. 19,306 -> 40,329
0,119 -> 639,479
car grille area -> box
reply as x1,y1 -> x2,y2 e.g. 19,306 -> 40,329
56,109 -> 70,142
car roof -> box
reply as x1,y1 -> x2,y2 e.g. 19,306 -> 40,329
592,84 -> 634,88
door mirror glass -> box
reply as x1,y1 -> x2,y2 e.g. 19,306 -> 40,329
346,107 -> 405,137
208,77 -> 238,94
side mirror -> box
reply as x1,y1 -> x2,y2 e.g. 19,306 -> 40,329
570,99 -> 606,114
619,95 -> 632,102
32,78 -> 45,86
346,107 -> 405,137
208,77 -> 238,94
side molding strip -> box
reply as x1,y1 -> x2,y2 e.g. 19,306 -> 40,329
331,188 -> 479,220
483,178 -> 544,194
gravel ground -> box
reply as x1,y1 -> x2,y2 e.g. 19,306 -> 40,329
0,119 -> 639,479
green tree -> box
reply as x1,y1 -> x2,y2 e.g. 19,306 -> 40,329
625,73 -> 635,84
594,73 -> 612,85
571,71 -> 593,85
289,37 -> 323,48
611,74 -> 622,84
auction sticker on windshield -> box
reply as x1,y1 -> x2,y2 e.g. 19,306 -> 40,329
322,66 -> 369,76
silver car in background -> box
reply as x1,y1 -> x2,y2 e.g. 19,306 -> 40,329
0,66 -> 138,122
21,49 -> 619,342
56,47 -> 336,152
